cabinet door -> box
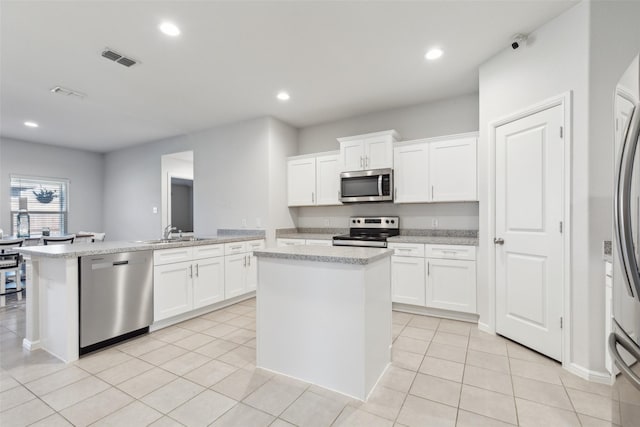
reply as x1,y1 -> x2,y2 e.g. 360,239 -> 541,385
225,253 -> 246,299
193,257 -> 225,309
340,140 -> 364,171
287,158 -> 316,206
430,137 -> 477,201
316,154 -> 341,205
394,143 -> 429,203
277,238 -> 306,247
246,253 -> 258,292
391,256 -> 426,306
154,261 -> 193,321
364,135 -> 393,169
426,258 -> 476,313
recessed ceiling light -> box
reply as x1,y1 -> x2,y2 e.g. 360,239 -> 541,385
277,91 -> 290,101
24,121 -> 39,128
425,48 -> 443,60
159,22 -> 180,37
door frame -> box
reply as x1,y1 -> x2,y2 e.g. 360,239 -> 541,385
487,92 -> 572,366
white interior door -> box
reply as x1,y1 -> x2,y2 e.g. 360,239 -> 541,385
495,104 -> 564,361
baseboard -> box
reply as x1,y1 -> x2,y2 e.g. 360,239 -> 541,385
22,338 -> 41,351
477,321 -> 494,335
392,303 -> 479,323
566,362 -> 613,385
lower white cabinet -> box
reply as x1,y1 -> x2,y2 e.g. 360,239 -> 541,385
154,261 -> 193,321
193,256 -> 225,309
391,255 -> 425,305
426,258 -> 476,313
276,238 -> 306,247
224,240 -> 263,298
305,239 -> 332,247
277,238 -> 333,247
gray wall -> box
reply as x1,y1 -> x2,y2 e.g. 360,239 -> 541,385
0,137 -> 104,235
295,93 -> 480,230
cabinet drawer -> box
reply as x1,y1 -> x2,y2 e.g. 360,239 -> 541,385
154,247 -> 193,265
305,239 -> 332,247
388,243 -> 425,257
277,238 -> 306,247
192,244 -> 224,260
246,240 -> 266,251
225,242 -> 247,255
425,244 -> 476,261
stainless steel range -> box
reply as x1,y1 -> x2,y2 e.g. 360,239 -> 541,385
332,216 -> 399,248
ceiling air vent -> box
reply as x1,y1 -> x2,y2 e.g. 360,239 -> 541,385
101,48 -> 138,68
50,86 -> 86,99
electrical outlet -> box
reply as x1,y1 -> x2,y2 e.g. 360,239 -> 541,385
432,218 -> 438,228
152,206 -> 158,214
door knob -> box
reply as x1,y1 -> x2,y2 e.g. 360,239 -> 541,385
494,237 -> 505,245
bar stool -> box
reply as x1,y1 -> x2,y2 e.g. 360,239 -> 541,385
0,238 -> 24,307
43,235 -> 75,245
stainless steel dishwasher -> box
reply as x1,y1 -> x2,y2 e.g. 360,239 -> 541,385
80,250 -> 153,353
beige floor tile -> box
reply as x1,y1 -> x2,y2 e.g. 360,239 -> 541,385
620,398 -> 640,426
7,357 -> 67,384
307,384 -> 360,406
159,350 -> 211,376
617,375 -> 640,404
245,338 -> 257,348
0,373 -> 20,392
506,341 -> 557,365
560,371 -> 613,398
118,336 -> 167,357
410,373 -> 461,407
392,323 -> 404,339
224,315 -> 254,328
0,384 -> 35,411
211,402 -> 275,427
141,377 -> 205,414
169,389 -> 236,426
458,385 -> 517,424
217,345 -> 256,368
270,418 -> 297,427
391,349 -> 423,372
396,394 -> 457,427
211,368 -> 271,400
74,349 -> 132,374
92,400 -> 163,426
578,413 -> 620,427
177,317 -> 218,332
96,358 -> 154,386
333,406 -> 393,427
399,326 -> 435,342
138,344 -> 189,366
426,342 -> 467,364
509,358 -> 562,385
151,326 -> 196,344
465,349 -> 510,374
438,319 -> 473,336
243,376 -> 307,416
515,397 -> 581,427
352,385 -> 405,421
392,311 -> 412,326
407,315 -> 441,330
377,365 -> 416,393
172,332 -> 216,350
25,366 -> 89,396
148,415 -> 185,426
512,375 -> 573,410
463,365 -> 513,395
203,323 -> 240,338
202,310 -> 239,323
468,336 -> 507,356
433,331 -> 469,349
183,359 -> 238,388
117,367 -> 178,399
567,387 -> 616,422
41,376 -> 111,411
418,356 -> 464,382
280,390 -> 345,427
0,397 -> 55,426
455,409 -> 516,426
30,412 -> 74,426
393,336 -> 429,354
59,386 -> 133,426
226,304 -> 254,315
223,328 -> 256,345
194,338 -> 238,358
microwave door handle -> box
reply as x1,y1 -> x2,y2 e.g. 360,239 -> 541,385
378,174 -> 383,196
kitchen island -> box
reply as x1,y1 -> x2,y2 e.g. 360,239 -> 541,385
254,245 -> 393,401
17,235 -> 263,363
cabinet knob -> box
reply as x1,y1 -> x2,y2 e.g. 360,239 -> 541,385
494,237 -> 505,245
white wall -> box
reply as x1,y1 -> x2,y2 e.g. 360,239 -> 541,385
0,137 -> 104,235
295,94 -> 480,229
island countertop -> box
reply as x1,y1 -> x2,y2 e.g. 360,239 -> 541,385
254,245 -> 393,265
16,234 -> 264,259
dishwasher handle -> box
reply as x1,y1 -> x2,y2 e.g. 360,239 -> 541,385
113,260 -> 129,266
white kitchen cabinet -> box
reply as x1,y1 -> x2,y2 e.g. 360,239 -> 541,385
394,142 -> 430,203
246,252 -> 258,292
338,130 -> 399,172
287,157 -> 316,206
315,154 -> 341,205
193,256 -> 225,309
224,239 -> 263,296
426,258 -> 476,313
277,238 -> 306,247
429,136 -> 477,201
154,260 -> 193,321
305,239 -> 332,247
277,238 -> 332,247
391,255 -> 426,306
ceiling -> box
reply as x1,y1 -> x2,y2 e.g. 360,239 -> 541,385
0,0 -> 578,153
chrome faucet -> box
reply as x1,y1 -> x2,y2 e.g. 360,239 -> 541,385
163,224 -> 176,240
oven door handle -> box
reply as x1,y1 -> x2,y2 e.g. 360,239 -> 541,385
378,174 -> 383,196
608,331 -> 640,391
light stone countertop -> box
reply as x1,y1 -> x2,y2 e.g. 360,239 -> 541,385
254,245 -> 393,265
277,233 -> 337,240
388,235 -> 479,246
16,234 -> 265,259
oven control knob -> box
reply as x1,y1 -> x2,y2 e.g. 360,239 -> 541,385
385,220 -> 390,224
391,220 -> 395,224
352,219 -> 356,224
357,220 -> 361,223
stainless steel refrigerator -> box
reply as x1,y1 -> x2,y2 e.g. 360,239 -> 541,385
612,53 -> 640,425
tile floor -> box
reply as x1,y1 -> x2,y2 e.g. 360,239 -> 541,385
0,292 -> 627,426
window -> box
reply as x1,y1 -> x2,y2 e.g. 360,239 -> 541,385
10,175 -> 68,236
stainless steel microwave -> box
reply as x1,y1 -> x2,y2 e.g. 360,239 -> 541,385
340,168 -> 393,203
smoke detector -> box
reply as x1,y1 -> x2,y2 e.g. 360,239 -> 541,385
101,48 -> 139,67
50,86 -> 86,99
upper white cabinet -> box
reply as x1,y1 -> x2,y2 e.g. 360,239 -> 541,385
430,137 -> 477,201
393,133 -> 478,203
338,130 -> 399,171
287,152 -> 341,207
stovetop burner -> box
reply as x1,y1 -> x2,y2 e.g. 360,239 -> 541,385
332,216 -> 399,248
